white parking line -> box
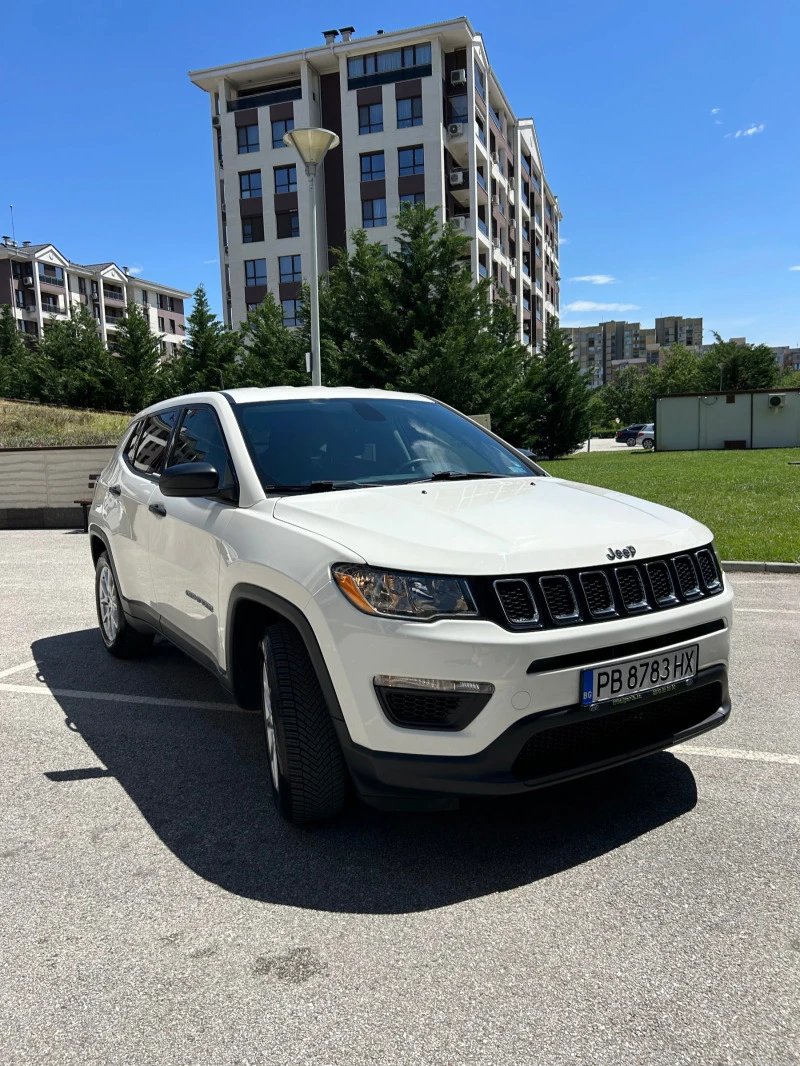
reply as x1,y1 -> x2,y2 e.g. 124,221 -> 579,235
679,744 -> 799,766
0,660 -> 37,679
735,608 -> 800,615
0,682 -> 254,714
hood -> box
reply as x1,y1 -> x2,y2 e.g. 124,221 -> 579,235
272,477 -> 712,575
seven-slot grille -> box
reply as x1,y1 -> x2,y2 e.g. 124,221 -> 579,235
483,546 -> 723,631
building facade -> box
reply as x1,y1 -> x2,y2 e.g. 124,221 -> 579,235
568,316 -> 703,383
0,238 -> 190,355
189,18 -> 561,348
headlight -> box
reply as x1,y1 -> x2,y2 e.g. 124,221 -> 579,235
332,564 -> 478,620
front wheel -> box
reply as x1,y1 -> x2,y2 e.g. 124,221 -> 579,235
642,437 -> 655,451
95,552 -> 154,658
259,622 -> 347,825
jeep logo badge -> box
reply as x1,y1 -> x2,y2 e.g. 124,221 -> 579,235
607,545 -> 637,560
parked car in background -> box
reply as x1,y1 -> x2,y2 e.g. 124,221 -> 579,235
88,387 -> 729,824
615,424 -> 647,446
637,424 -> 656,450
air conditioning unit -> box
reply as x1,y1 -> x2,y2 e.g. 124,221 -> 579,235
212,115 -> 220,127
492,194 -> 501,206
449,169 -> 465,186
91,292 -> 100,301
451,215 -> 468,231
450,69 -> 467,85
491,151 -> 500,165
768,393 -> 786,408
23,277 -> 34,287
508,188 -> 515,204
447,122 -> 465,138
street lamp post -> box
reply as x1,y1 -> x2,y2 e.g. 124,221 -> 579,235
283,127 -> 340,387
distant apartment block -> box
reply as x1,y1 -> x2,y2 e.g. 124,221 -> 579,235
0,238 -> 190,355
189,17 -> 561,348
568,316 -> 704,383
771,345 -> 800,372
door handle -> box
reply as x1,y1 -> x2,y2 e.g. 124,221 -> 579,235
109,485 -> 121,496
149,503 -> 167,517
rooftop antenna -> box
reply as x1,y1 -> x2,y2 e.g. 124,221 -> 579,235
9,204 -> 16,245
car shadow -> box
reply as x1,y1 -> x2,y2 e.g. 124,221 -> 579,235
32,628 -> 698,915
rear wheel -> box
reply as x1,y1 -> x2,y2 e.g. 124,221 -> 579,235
259,622 -> 347,825
95,552 -> 154,658
642,437 -> 655,451
626,436 -> 637,447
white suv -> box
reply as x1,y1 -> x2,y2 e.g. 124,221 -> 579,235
89,387 -> 732,823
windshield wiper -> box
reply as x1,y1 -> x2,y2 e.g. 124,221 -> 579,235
265,480 -> 365,494
424,470 -> 507,482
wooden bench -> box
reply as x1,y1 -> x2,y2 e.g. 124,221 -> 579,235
75,473 -> 101,533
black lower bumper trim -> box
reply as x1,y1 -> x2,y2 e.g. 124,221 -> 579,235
334,665 -> 730,801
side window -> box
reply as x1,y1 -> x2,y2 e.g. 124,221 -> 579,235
171,407 -> 236,492
131,410 -> 180,477
123,421 -> 142,464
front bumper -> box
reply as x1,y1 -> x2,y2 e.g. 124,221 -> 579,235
335,665 -> 730,805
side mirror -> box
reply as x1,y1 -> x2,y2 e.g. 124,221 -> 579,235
159,462 -> 220,498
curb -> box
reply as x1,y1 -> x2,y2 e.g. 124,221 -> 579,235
722,560 -> 800,574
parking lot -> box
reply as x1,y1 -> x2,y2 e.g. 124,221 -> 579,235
1,529 -> 798,1065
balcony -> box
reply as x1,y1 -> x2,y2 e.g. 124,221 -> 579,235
521,156 -> 531,178
39,273 -> 64,287
104,289 -> 124,301
478,262 -> 488,278
476,170 -> 487,191
42,303 -> 64,315
531,173 -> 541,193
228,83 -> 301,112
489,104 -> 503,131
522,263 -> 530,277
477,218 -> 488,237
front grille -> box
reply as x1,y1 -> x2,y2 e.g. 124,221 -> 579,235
539,576 -> 580,623
494,579 -> 538,626
580,571 -> 616,617
674,555 -> 702,599
512,682 -> 723,779
646,560 -> 678,605
695,549 -> 721,592
482,544 -> 723,631
615,566 -> 650,612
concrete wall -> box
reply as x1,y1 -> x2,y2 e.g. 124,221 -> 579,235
0,446 -> 115,528
656,391 -> 800,451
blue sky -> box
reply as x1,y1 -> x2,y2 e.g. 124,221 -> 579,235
2,0 -> 798,345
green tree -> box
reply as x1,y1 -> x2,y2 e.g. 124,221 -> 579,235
238,293 -> 307,386
114,302 -> 163,410
36,304 -> 121,408
654,343 -> 703,395
0,304 -> 34,399
520,324 -> 591,459
168,284 -> 241,394
599,365 -> 655,425
698,334 -> 780,392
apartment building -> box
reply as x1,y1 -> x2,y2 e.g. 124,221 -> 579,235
568,316 -> 703,383
0,238 -> 190,355
771,345 -> 800,372
189,18 -> 561,349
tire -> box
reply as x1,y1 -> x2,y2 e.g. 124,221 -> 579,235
95,551 -> 154,658
642,437 -> 655,451
259,621 -> 347,825
626,436 -> 637,447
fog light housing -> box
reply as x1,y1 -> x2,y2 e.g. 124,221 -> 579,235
373,676 -> 494,730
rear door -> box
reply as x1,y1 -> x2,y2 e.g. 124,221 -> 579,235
147,404 -> 238,665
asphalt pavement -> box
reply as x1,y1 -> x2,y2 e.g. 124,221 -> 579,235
0,530 -> 798,1065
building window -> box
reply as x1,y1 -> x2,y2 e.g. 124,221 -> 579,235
398,145 -> 424,176
139,287 -> 147,305
475,64 -> 486,100
169,319 -> 176,334
279,254 -> 302,283
167,296 -> 177,313
400,192 -> 424,207
358,103 -> 383,134
347,42 -> 431,79
362,198 -> 387,228
158,316 -> 165,331
246,302 -> 259,313
282,299 -> 301,327
272,117 -> 294,149
242,217 -> 265,243
448,95 -> 468,123
360,151 -> 385,181
476,115 -> 486,145
245,258 -> 267,286
274,164 -> 297,194
276,211 -> 300,239
239,170 -> 262,198
396,96 -> 422,128
237,124 -> 259,154
78,277 -> 87,295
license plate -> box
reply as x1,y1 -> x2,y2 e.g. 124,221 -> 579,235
581,643 -> 699,706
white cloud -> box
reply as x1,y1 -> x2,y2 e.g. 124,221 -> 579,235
126,264 -> 144,275
563,301 -> 639,313
711,108 -> 720,115
734,124 -> 764,138
570,274 -> 615,285
790,266 -> 800,272
714,120 -> 723,125
203,257 -> 219,264
558,236 -> 569,244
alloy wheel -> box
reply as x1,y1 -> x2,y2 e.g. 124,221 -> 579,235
98,563 -> 120,643
261,658 -> 280,791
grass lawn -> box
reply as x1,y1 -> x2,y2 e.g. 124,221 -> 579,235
539,448 -> 800,563
0,400 -> 131,448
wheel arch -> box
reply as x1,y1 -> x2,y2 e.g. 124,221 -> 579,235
226,584 -> 346,721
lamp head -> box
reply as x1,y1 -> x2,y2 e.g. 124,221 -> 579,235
283,127 -> 340,166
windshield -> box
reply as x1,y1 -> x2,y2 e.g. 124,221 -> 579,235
234,397 -> 540,491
